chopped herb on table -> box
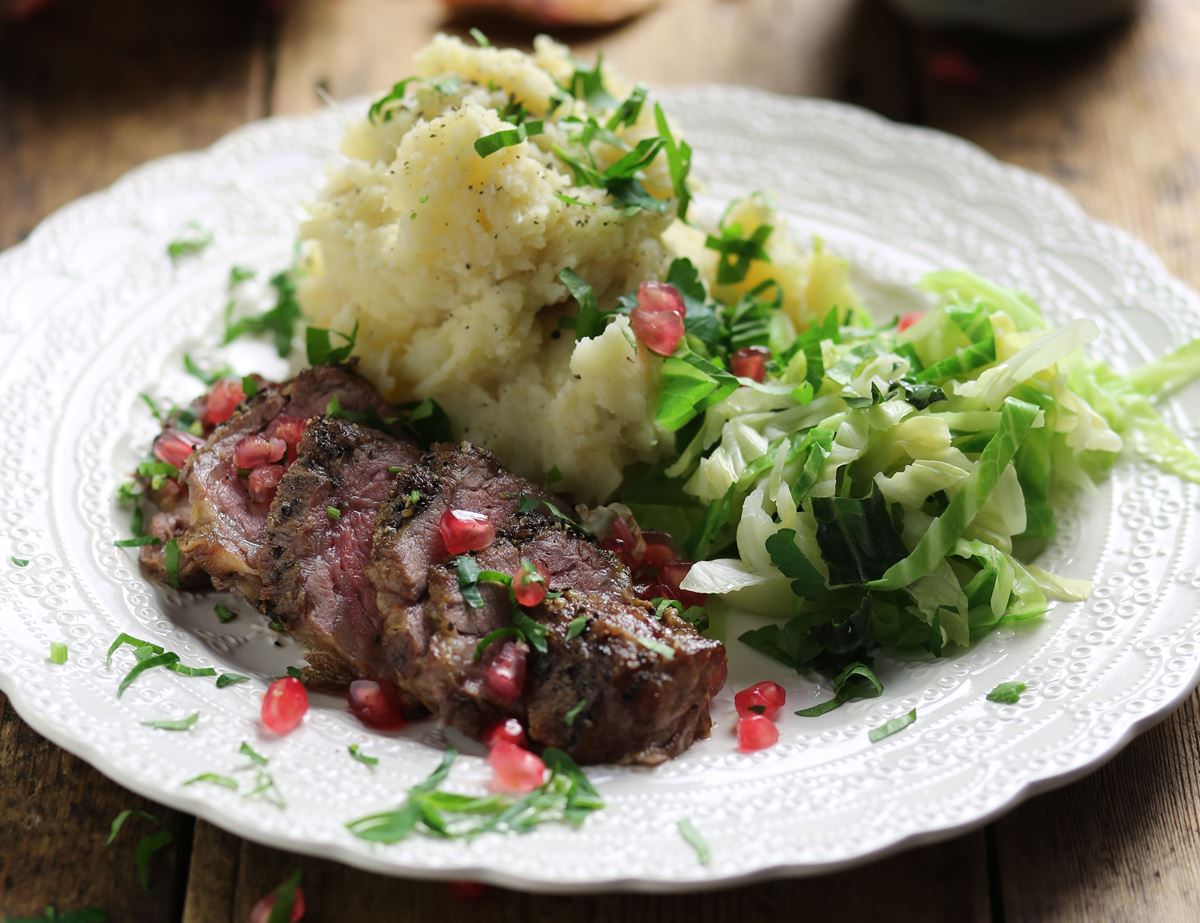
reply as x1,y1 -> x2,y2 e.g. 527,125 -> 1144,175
106,808 -> 172,891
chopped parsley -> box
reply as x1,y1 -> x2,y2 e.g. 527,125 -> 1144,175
185,743 -> 285,808
263,871 -> 302,923
547,465 -> 562,484
106,808 -> 172,891
182,353 -> 231,386
139,392 -> 165,423
566,616 -> 588,640
868,708 -> 917,743
558,268 -> 605,341
468,27 -> 490,47
242,374 -> 260,398
49,642 -> 68,665
654,103 -> 693,221
472,626 -> 522,662
113,535 -> 162,548
306,321 -> 358,365
563,699 -> 587,726
229,265 -> 255,286
183,772 -> 239,791
106,633 -> 217,697
141,712 -> 199,731
215,673 -> 250,688
9,556 -> 29,567
987,681 -> 1027,704
326,505 -> 342,520
367,77 -> 418,123
635,635 -> 676,660
348,743 -> 379,768
474,120 -> 544,158
345,746 -> 602,843
677,817 -> 711,866
163,537 -> 181,588
794,662 -> 883,717
214,603 -> 238,623
166,225 -> 212,262
705,222 -> 773,285
223,266 -> 303,358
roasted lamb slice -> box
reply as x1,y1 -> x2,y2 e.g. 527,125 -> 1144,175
259,416 -> 422,686
370,443 -> 727,765
179,366 -> 397,602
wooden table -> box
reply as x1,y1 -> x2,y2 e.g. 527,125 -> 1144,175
3,0 -> 1199,919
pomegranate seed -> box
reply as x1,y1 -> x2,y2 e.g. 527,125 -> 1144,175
348,679 -> 408,730
153,429 -> 202,468
202,378 -> 245,427
730,346 -> 770,382
483,717 -> 528,749
659,561 -> 707,608
271,415 -> 308,464
247,464 -> 285,504
261,676 -> 308,734
512,559 -> 549,608
897,311 -> 925,332
636,581 -> 672,602
482,640 -> 526,705
927,49 -> 982,89
234,434 -> 287,470
630,300 -> 686,356
640,531 -> 679,571
737,714 -> 779,752
447,880 -> 487,902
249,885 -> 306,923
637,280 -> 686,318
488,740 -> 545,794
439,509 -> 495,555
734,681 -> 787,720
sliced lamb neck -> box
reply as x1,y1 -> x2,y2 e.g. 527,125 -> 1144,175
370,443 -> 727,765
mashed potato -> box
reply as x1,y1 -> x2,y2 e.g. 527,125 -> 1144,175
300,35 -> 858,502
300,35 -> 678,501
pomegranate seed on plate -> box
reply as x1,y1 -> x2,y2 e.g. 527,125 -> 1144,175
512,559 -> 549,608
202,378 -> 245,427
737,714 -> 779,752
730,346 -> 770,382
153,429 -> 203,468
734,680 -> 787,720
488,740 -> 545,793
483,716 -> 527,749
261,676 -> 308,734
347,679 -> 408,730
447,880 -> 487,902
897,311 -> 925,332
659,561 -> 707,608
248,885 -> 306,923
482,639 -> 526,704
439,508 -> 495,555
234,434 -> 287,470
247,464 -> 285,504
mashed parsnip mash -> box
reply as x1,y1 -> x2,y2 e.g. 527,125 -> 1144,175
300,34 -> 842,500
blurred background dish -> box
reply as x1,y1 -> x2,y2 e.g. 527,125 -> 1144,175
889,0 -> 1139,36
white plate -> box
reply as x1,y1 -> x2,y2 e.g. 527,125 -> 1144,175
2,87 -> 1199,894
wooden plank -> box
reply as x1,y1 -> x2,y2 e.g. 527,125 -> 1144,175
913,0 -> 1200,919
0,0 -> 268,918
182,818 -> 989,922
0,695 -> 192,920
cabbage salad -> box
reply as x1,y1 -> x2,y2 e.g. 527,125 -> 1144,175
613,220 -> 1200,703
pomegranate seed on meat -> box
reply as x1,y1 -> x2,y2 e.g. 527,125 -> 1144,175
483,717 -> 528,749
659,561 -> 707,608
247,464 -> 285,504
734,681 -> 787,720
271,415 -> 309,464
202,378 -> 245,427
482,640 -> 526,705
512,559 -> 549,608
439,509 -> 495,555
730,346 -> 770,382
347,679 -> 408,730
153,429 -> 203,468
487,740 -> 545,794
234,434 -> 287,470
261,676 -> 308,734
248,884 -> 306,923
737,714 -> 779,752
447,880 -> 487,902
897,311 -> 924,332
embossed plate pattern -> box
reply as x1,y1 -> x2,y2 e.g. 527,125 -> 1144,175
2,88 -> 1199,893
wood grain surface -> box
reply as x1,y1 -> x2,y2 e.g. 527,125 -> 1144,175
1,0 -> 1197,920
